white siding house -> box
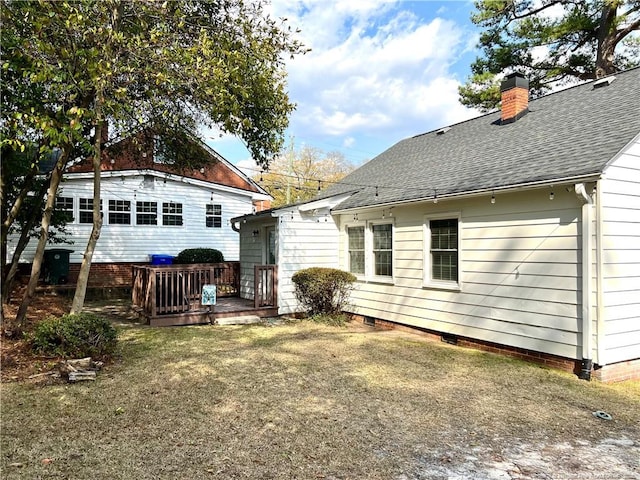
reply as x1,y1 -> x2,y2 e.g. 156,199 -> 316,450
8,132 -> 271,285
337,187 -> 586,360
234,68 -> 640,382
598,135 -> 640,366
234,194 -> 350,315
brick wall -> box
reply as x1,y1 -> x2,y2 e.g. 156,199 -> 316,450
67,262 -> 145,286
593,358 -> 640,383
351,314 -> 640,382
18,261 -> 145,287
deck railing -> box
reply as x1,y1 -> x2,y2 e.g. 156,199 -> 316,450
132,262 -> 240,318
254,265 -> 277,308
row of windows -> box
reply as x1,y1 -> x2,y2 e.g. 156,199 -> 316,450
346,216 -> 459,285
55,197 -> 222,228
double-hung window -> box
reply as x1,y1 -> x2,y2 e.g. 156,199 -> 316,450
347,226 -> 365,275
425,214 -> 460,287
346,221 -> 393,280
136,201 -> 157,225
372,223 -> 393,277
206,204 -> 222,228
55,196 -> 74,223
108,200 -> 131,225
162,202 -> 183,226
79,198 -> 101,224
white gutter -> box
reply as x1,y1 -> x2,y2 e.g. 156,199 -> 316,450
65,169 -> 271,201
575,182 -> 595,380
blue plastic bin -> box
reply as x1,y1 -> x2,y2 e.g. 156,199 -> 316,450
150,254 -> 174,265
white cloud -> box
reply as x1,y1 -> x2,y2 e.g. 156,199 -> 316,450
205,1 -> 480,165
343,137 -> 355,148
235,158 -> 260,177
270,1 -> 477,143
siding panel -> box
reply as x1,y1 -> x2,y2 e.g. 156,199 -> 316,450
8,174 -> 255,264
600,137 -> 640,365
339,189 -> 584,359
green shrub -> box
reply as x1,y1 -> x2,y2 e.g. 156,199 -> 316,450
30,313 -> 118,358
291,267 -> 356,316
174,248 -> 224,264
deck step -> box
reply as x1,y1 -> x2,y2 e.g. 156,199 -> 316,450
216,315 -> 262,325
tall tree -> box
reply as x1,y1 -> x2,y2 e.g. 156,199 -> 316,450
459,0 -> 640,111
257,145 -> 354,208
1,0 -> 306,326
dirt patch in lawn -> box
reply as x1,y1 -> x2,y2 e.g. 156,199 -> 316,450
1,298 -> 639,479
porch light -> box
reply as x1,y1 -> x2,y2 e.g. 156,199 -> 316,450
491,192 -> 495,204
252,230 -> 260,237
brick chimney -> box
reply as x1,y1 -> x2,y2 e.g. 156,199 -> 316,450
500,72 -> 529,124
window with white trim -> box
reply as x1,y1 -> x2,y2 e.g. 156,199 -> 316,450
136,201 -> 157,225
425,215 -> 460,286
79,198 -> 101,224
347,226 -> 365,275
206,204 -> 222,228
55,196 -> 74,222
345,221 -> 394,280
162,202 -> 183,226
372,223 -> 393,277
108,200 -> 131,224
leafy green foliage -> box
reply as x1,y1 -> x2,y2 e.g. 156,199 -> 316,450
1,0 -> 307,168
1,0 -> 307,321
174,248 -> 224,264
292,267 -> 356,316
30,313 -> 118,358
460,0 -> 640,111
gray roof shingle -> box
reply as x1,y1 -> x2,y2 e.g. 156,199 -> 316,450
327,67 -> 640,211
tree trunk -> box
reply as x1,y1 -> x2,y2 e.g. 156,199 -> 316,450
1,168 -> 39,314
14,147 -> 71,328
595,2 -> 618,78
71,94 -> 105,314
1,180 -> 49,306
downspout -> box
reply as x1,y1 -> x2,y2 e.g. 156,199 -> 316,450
595,181 -> 605,368
575,183 -> 594,380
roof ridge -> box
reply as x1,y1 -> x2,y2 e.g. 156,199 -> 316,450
412,67 -> 640,140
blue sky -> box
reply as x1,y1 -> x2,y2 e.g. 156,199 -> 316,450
205,0 -> 482,174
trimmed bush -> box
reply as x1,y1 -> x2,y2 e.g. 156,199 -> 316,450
174,248 -> 224,264
30,313 -> 118,358
291,267 -> 356,316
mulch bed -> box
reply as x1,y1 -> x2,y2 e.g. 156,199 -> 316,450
1,286 -> 72,382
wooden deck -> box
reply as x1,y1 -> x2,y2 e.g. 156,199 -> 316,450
144,297 -> 279,327
131,263 -> 278,327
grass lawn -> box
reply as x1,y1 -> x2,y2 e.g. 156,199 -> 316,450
2,318 -> 639,479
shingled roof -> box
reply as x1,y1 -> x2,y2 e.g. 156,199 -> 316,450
327,67 -> 640,212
